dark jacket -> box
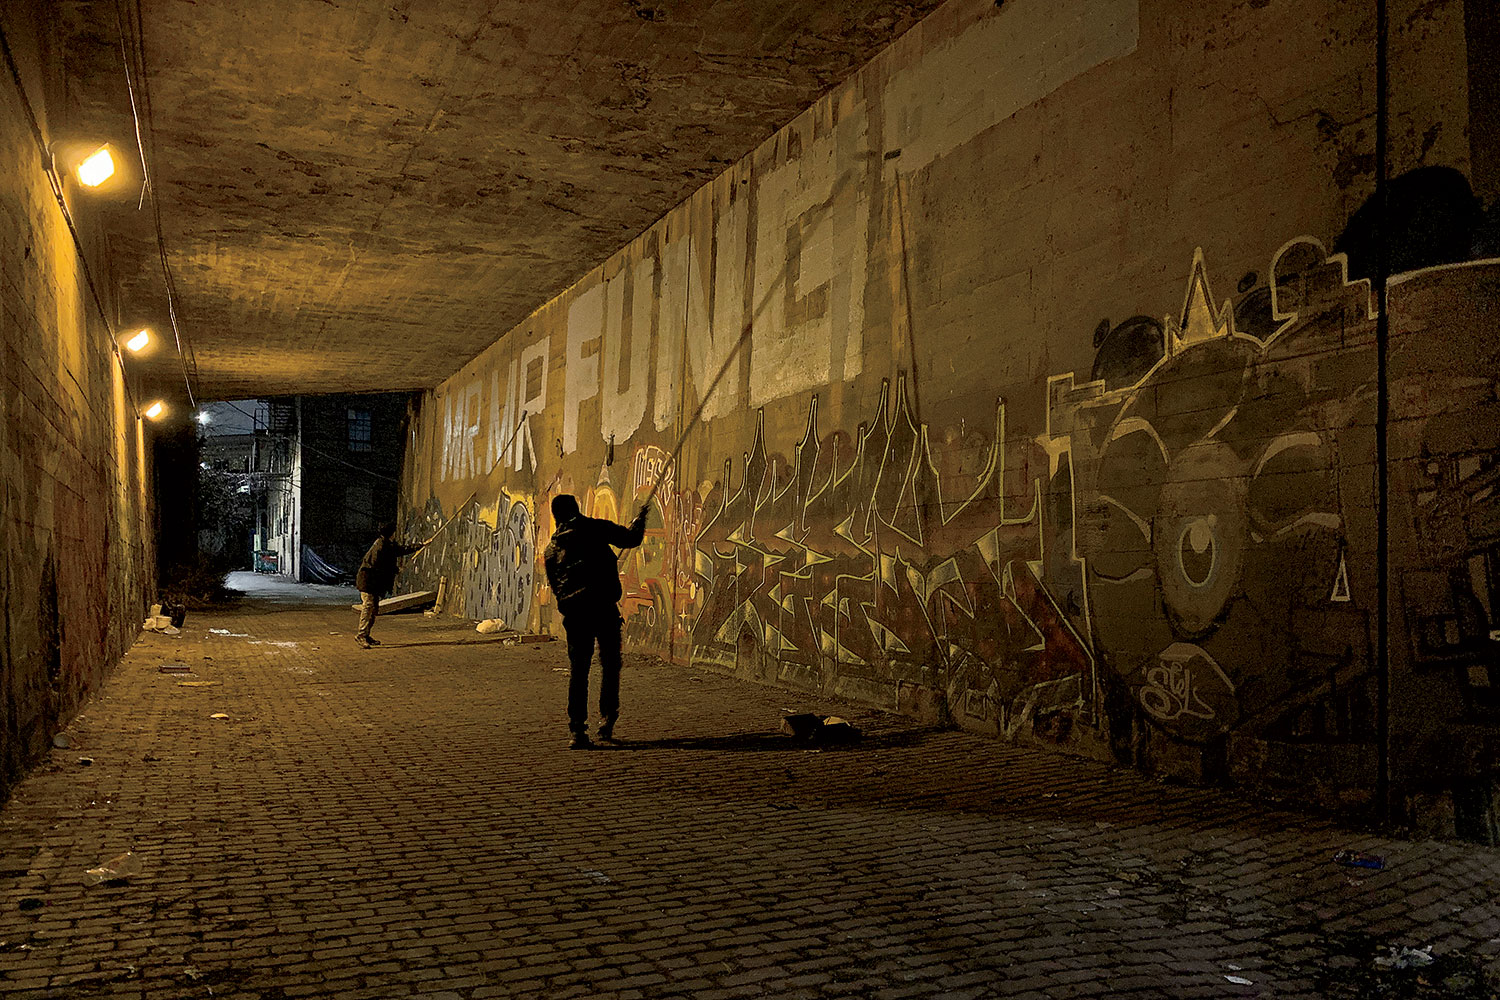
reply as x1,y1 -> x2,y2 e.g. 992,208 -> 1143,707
544,511 -> 646,617
356,536 -> 421,595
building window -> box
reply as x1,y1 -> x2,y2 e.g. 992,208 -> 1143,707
344,484 -> 375,533
347,408 -> 372,452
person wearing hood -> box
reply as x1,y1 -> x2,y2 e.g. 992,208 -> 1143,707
543,494 -> 649,749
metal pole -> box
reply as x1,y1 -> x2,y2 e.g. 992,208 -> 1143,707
1374,0 -> 1391,828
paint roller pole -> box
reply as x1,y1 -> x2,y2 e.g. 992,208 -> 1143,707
636,159 -> 878,512
426,410 -> 528,541
640,322 -> 757,509
619,159 -> 881,550
614,311 -> 756,566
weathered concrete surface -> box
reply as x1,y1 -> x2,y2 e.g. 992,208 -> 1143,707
1,597 -> 1498,998
394,0 -> 1500,835
53,0 -> 949,398
0,8 -> 155,805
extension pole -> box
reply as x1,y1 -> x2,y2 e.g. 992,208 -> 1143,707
427,410 -> 528,539
638,159 -> 883,508
641,324 -> 752,507
614,320 -> 752,576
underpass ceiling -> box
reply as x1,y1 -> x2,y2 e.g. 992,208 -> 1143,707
59,0 -> 945,401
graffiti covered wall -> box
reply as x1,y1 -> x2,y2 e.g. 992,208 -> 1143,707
399,0 -> 1500,834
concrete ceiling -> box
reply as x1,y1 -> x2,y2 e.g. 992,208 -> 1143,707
59,0 -> 944,401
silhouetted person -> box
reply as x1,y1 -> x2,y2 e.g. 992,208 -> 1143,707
543,493 -> 649,749
355,522 -> 428,649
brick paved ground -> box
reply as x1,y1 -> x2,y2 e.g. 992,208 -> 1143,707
2,585 -> 1499,999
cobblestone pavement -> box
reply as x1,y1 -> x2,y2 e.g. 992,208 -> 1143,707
2,595 -> 1499,999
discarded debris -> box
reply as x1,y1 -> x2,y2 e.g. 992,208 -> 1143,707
158,664 -> 192,674
1333,849 -> 1385,870
76,757 -> 94,766
476,619 -> 513,634
349,591 -> 436,614
1375,945 -> 1435,969
1224,975 -> 1254,985
519,633 -> 555,643
780,712 -> 863,747
781,713 -> 821,741
208,713 -> 230,720
209,629 -> 249,637
144,617 -> 181,635
85,851 -> 141,886
51,734 -> 73,749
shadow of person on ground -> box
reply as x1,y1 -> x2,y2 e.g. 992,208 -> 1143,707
373,637 -> 519,649
593,728 -> 939,752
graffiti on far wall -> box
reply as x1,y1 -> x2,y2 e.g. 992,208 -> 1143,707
403,490 -> 537,630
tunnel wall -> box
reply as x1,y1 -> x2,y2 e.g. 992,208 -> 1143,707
398,0 -> 1500,835
0,14 -> 156,797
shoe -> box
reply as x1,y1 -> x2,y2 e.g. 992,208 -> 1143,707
597,716 -> 617,741
569,732 -> 593,750
366,637 -> 381,646
355,636 -> 371,649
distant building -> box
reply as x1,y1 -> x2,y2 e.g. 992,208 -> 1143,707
202,395 -> 409,582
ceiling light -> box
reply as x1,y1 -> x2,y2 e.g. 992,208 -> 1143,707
77,146 -> 116,187
143,401 -> 166,420
196,411 -> 211,425
125,328 -> 150,353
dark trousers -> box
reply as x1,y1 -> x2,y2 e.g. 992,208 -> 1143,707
564,612 -> 622,734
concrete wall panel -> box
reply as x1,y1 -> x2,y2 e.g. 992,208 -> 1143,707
397,0 -> 1497,832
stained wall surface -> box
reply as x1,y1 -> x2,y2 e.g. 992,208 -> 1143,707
398,0 -> 1500,834
0,11 -> 156,797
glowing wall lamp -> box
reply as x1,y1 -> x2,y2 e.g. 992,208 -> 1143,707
142,400 -> 166,420
76,145 -> 117,188
124,328 -> 151,353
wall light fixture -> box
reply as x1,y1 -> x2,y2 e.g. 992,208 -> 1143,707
76,145 -> 117,188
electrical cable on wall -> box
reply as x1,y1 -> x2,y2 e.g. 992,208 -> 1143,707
114,0 -> 198,407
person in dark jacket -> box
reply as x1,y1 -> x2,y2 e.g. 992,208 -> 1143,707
355,522 -> 428,649
543,493 -> 649,748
